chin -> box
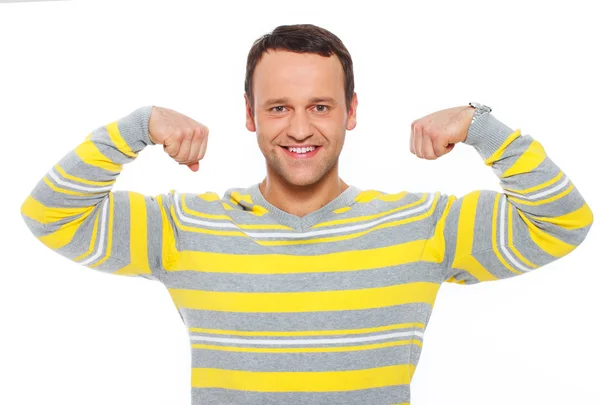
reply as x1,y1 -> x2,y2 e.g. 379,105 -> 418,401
283,172 -> 322,188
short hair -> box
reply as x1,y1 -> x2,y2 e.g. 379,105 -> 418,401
244,24 -> 354,116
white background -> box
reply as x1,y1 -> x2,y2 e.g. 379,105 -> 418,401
1,0 -> 599,404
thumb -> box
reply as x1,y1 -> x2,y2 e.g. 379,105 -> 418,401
188,162 -> 199,172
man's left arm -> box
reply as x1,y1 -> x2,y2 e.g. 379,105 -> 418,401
415,106 -> 594,284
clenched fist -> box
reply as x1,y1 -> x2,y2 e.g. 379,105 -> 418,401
149,106 -> 209,172
409,105 -> 475,160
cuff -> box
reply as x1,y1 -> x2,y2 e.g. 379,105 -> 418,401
116,105 -> 155,153
464,112 -> 516,161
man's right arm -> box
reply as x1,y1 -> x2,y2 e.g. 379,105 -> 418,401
20,106 -> 177,282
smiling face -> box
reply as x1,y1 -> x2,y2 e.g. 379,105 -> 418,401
245,49 -> 357,188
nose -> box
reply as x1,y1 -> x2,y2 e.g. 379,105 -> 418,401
287,109 -> 313,141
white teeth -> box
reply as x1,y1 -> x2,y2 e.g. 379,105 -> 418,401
288,146 -> 316,153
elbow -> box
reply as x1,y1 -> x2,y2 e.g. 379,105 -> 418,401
579,208 -> 593,246
20,195 -> 48,237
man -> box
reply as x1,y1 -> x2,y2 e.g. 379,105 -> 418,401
20,23 -> 593,405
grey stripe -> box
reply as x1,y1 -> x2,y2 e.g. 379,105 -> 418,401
178,303 -> 432,332
190,344 -> 415,372
191,385 -> 410,405
165,262 -> 442,293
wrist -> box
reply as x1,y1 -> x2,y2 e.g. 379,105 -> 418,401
464,113 -> 516,162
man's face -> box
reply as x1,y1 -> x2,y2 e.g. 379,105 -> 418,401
245,50 -> 357,187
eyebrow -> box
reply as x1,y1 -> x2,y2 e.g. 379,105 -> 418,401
262,97 -> 338,107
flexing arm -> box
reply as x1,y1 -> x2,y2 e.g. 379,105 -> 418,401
420,112 -> 593,284
19,105 -> 208,282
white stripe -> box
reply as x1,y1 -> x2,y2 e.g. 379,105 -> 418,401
79,198 -> 109,266
499,197 -> 534,272
189,330 -> 424,345
504,176 -> 569,200
48,168 -> 112,193
174,190 -> 435,239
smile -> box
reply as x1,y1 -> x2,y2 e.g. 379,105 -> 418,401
280,145 -> 321,158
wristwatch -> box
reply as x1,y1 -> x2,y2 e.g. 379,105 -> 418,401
468,102 -> 492,123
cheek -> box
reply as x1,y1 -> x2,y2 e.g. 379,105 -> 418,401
256,132 -> 277,157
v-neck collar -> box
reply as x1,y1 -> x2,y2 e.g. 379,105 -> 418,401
247,182 -> 362,232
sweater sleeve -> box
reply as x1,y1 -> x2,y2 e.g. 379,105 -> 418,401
421,112 -> 594,285
19,106 -> 177,283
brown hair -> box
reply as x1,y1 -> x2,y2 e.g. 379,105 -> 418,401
244,24 -> 354,116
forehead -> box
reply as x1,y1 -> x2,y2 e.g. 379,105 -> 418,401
253,50 -> 344,102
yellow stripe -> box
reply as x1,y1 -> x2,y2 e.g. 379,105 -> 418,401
354,190 -> 384,203
421,193 -> 453,263
483,129 -> 521,166
168,238 -> 428,274
500,139 -> 546,178
452,192 -> 478,262
378,191 -> 409,202
191,364 -> 413,391
54,163 -> 116,187
188,322 -> 424,337
37,204 -> 92,250
168,282 -> 440,312
114,192 -> 151,276
491,195 -> 522,275
105,121 -> 138,158
529,203 -> 593,230
229,191 -> 269,216
314,192 -> 425,228
516,210 -> 576,257
190,339 -> 422,353
74,138 -> 122,173
445,276 -> 466,284
159,195 -> 178,267
21,195 -> 91,225
181,194 -> 293,230
449,191 -> 497,282
503,171 -> 563,194
507,183 -> 573,206
507,204 -> 539,269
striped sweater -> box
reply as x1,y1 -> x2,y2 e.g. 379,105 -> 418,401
20,105 -> 593,405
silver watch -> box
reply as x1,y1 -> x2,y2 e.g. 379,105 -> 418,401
468,102 -> 492,123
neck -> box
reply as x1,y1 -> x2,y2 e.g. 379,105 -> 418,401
259,165 -> 349,218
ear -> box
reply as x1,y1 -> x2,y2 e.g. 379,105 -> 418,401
346,92 -> 358,131
244,93 -> 256,132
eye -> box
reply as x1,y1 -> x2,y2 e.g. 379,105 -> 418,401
270,106 -> 286,113
314,105 -> 330,113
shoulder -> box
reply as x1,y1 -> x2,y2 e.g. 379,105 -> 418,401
345,188 -> 442,221
352,189 -> 439,208
162,188 -> 239,216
